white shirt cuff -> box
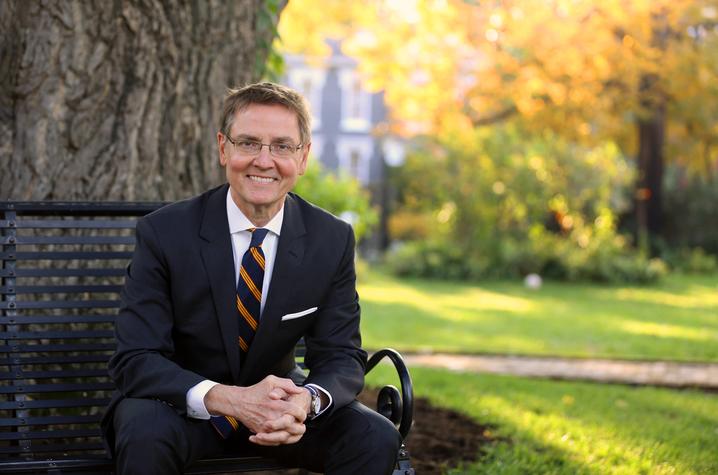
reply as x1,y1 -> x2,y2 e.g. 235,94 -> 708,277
305,383 -> 332,417
186,379 -> 219,419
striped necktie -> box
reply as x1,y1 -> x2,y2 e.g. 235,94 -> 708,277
236,227 -> 269,355
211,227 -> 269,439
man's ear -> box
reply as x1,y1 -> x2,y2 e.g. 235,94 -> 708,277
297,142 -> 311,175
217,132 -> 228,167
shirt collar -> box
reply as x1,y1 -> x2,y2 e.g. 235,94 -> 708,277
225,189 -> 284,236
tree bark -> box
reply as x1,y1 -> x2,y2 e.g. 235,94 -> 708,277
633,9 -> 670,253
635,105 -> 665,252
1,0 -> 286,201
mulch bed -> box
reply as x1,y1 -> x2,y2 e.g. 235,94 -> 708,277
258,387 -> 494,474
358,387 -> 495,474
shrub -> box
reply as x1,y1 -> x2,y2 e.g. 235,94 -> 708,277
663,167 -> 718,255
293,161 -> 378,242
660,247 -> 718,274
386,227 -> 668,284
386,123 -> 664,283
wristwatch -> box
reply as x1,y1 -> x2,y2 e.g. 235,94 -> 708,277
305,385 -> 321,419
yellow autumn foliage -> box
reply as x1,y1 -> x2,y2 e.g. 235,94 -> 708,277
278,0 -> 718,174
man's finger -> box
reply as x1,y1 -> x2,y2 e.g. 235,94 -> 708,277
266,399 -> 306,423
248,434 -> 279,446
249,430 -> 292,446
253,428 -> 304,445
281,401 -> 307,423
270,377 -> 305,395
263,414 -> 292,432
263,414 -> 306,435
268,388 -> 288,400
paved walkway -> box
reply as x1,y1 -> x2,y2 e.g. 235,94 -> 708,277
403,353 -> 718,389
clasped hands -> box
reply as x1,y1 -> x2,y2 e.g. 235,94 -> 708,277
204,375 -> 312,446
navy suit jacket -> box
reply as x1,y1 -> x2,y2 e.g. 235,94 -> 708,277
103,184 -> 366,447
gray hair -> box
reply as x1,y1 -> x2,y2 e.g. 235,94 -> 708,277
220,82 -> 312,145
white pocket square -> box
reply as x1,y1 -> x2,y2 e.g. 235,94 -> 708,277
281,307 -> 319,321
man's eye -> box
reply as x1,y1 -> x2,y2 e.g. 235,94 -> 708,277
274,143 -> 292,152
239,141 -> 259,148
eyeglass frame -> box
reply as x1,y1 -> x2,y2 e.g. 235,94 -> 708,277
223,133 -> 305,158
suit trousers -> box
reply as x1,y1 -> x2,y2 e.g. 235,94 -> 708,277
112,397 -> 402,475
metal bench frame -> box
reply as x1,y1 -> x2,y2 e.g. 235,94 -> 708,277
0,201 -> 414,474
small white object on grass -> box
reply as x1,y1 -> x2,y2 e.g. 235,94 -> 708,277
524,273 -> 543,290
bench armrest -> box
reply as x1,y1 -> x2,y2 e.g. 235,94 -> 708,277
365,348 -> 414,439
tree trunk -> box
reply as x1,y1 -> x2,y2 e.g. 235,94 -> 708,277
635,106 -> 665,253
634,9 -> 669,254
0,0 -> 286,201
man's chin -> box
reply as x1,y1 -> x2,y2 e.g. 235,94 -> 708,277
242,196 -> 284,216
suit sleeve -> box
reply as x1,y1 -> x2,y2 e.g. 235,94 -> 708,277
302,223 -> 367,414
108,217 -> 205,413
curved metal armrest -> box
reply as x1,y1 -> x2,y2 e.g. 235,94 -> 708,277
365,348 -> 413,439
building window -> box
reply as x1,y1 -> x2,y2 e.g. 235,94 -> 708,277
339,70 -> 371,132
337,137 -> 372,184
288,67 -> 325,130
349,149 -> 361,178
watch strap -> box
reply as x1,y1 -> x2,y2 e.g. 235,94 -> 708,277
305,384 -> 321,419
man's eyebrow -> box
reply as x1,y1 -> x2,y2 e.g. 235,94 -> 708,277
271,136 -> 298,143
233,134 -> 261,141
233,134 -> 298,143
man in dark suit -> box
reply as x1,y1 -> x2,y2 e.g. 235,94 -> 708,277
104,82 -> 402,474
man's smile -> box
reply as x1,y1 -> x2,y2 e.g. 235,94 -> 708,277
247,175 -> 277,184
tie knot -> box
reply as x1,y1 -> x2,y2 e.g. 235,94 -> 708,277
249,228 -> 269,248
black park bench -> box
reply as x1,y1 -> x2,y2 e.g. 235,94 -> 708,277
0,201 -> 415,474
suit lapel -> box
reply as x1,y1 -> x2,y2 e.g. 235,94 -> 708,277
198,184 -> 241,382
240,194 -> 306,384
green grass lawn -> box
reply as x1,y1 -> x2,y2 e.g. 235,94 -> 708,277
358,271 -> 718,361
366,366 -> 718,475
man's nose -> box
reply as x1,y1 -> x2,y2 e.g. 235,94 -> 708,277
253,146 -> 273,167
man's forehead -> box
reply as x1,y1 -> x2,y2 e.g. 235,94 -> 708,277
232,103 -> 299,123
231,103 -> 301,138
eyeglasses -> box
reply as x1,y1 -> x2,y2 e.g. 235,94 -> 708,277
224,135 -> 303,158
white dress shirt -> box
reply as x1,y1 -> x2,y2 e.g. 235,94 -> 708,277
185,190 -> 331,419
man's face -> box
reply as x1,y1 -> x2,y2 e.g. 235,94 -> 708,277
218,103 -> 310,222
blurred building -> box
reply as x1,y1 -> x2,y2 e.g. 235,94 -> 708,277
283,40 -> 389,186
284,40 -> 404,253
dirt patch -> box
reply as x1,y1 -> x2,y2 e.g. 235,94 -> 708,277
257,387 -> 494,474
358,387 -> 494,474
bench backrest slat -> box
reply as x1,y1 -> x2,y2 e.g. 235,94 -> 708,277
4,219 -> 140,229
0,383 -> 115,394
5,269 -> 127,278
0,441 -> 107,455
0,398 -> 112,410
0,368 -> 110,380
0,343 -> 114,352
0,354 -> 110,365
0,428 -> 101,441
6,236 -> 136,245
2,252 -> 134,260
2,315 -> 116,324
